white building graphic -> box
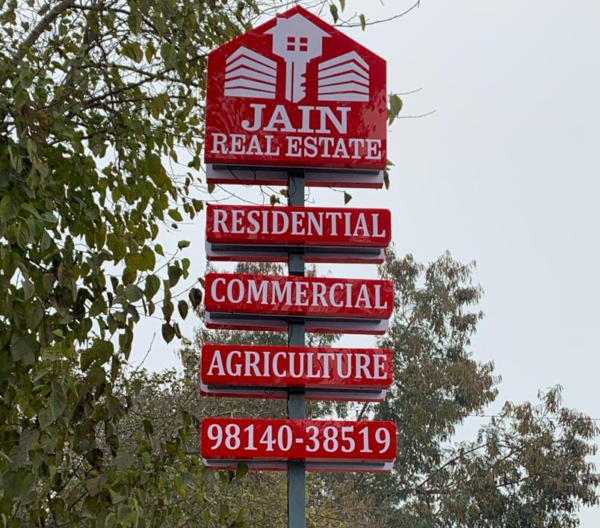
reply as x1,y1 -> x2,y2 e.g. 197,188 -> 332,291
317,52 -> 369,102
224,13 -> 370,103
224,46 -> 278,99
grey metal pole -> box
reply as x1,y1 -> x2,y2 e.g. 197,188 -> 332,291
287,169 -> 306,528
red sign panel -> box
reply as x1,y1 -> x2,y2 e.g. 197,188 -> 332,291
207,204 -> 392,249
204,6 -> 387,184
205,273 -> 393,320
201,345 -> 393,390
202,418 -> 397,471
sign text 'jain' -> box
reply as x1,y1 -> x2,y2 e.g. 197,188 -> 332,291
210,104 -> 383,161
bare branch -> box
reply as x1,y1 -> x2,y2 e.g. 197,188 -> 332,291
338,0 -> 421,28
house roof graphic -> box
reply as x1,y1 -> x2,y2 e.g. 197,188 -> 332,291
219,6 -> 377,103
264,12 -> 330,41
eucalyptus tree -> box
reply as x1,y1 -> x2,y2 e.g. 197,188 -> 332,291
188,255 -> 599,527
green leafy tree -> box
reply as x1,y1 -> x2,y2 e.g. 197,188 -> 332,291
0,0 -> 277,525
0,0 -> 403,523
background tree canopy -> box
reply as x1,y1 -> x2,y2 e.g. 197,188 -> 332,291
0,0 -> 597,527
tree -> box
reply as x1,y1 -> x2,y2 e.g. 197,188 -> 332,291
0,0 -> 279,526
181,254 -> 598,527
0,0 -> 405,523
340,249 -> 599,527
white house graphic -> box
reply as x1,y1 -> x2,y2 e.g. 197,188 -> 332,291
265,13 -> 329,103
224,13 -> 371,103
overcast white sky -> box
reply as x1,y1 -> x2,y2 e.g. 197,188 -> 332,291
131,1 -> 600,524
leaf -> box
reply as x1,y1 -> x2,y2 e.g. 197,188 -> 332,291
109,488 -> 127,505
339,0 -> 345,11
189,288 -> 202,309
127,11 -> 142,36
162,323 -> 175,343
3,470 -> 35,499
122,42 -> 143,63
344,191 -> 352,205
82,339 -> 114,371
38,408 -> 54,430
142,419 -> 154,436
168,265 -> 182,287
168,209 -> 183,222
0,195 -> 18,221
330,4 -> 339,23
178,300 -> 188,320
388,94 -> 404,125
360,13 -> 366,31
125,284 -> 143,303
140,246 -> 156,271
173,322 -> 182,339
18,429 -> 40,453
24,302 -> 44,330
85,474 -> 108,497
384,170 -> 390,190
43,273 -> 55,293
49,384 -> 67,422
236,463 -> 249,479
145,274 -> 161,300
145,41 -> 156,62
177,240 -> 190,249
11,334 -> 36,365
87,365 -> 106,387
23,278 -> 35,301
17,222 -> 30,249
160,42 -> 178,69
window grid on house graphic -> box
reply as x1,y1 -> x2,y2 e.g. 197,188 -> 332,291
287,36 -> 309,52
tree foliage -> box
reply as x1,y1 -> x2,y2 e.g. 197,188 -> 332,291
0,0 -> 402,524
179,255 -> 599,527
0,0 -> 266,525
0,0 -> 595,527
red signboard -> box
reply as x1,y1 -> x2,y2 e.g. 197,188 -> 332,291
206,204 -> 391,264
202,418 -> 397,472
204,6 -> 387,188
204,273 -> 394,334
201,345 -> 393,401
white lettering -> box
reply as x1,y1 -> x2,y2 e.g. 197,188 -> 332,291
245,351 -> 261,377
291,211 -> 305,235
211,277 -> 226,303
316,107 -> 350,134
248,280 -> 268,305
241,104 -> 265,132
206,350 -> 225,376
226,350 -> 242,376
355,284 -> 373,309
213,209 -> 228,234
374,284 -> 389,310
227,279 -> 244,304
265,105 -> 296,132
211,133 -> 228,154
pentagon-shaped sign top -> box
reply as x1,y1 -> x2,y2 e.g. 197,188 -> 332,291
205,6 -> 387,188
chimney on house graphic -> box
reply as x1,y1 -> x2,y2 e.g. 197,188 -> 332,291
224,12 -> 370,104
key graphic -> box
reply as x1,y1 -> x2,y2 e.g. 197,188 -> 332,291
285,52 -> 310,103
267,13 -> 329,103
